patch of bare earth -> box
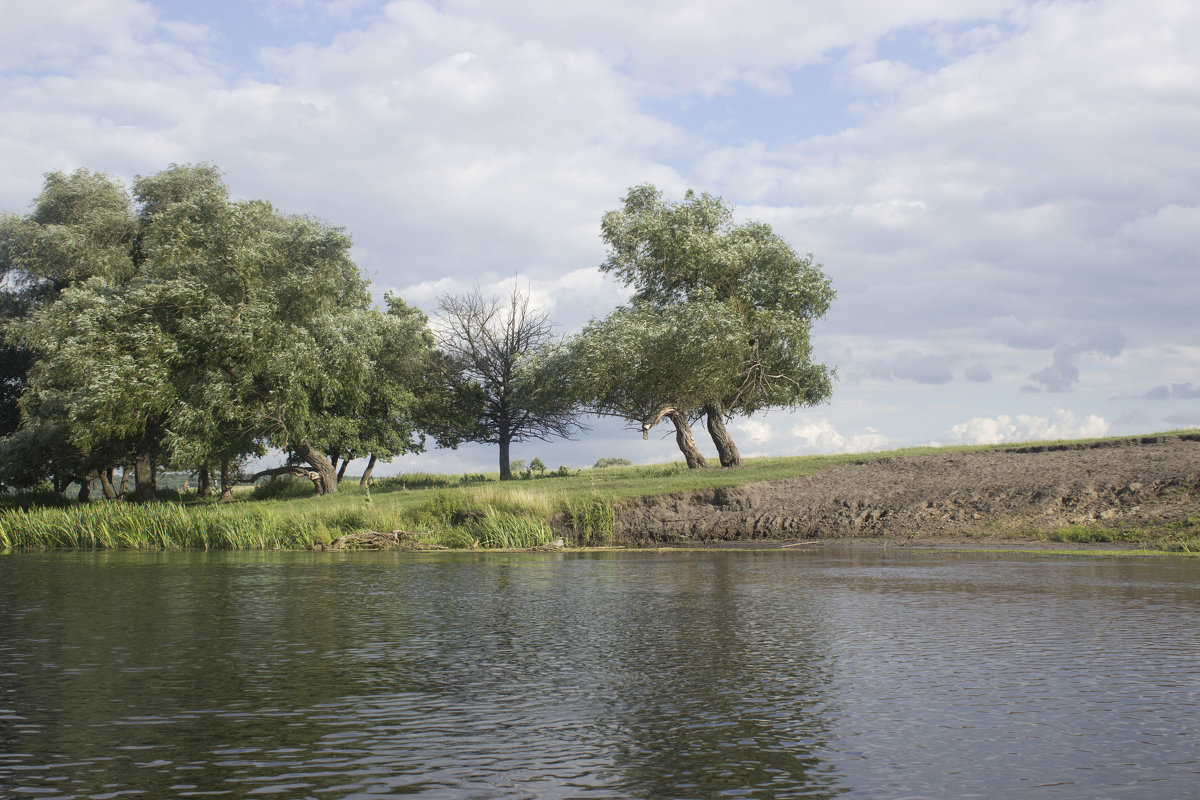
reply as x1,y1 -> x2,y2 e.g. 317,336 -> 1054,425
615,435 -> 1200,547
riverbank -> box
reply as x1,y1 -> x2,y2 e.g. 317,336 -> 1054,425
2,432 -> 1198,552
615,434 -> 1200,550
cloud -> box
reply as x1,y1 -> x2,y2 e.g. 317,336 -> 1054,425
1143,382 -> 1200,400
735,419 -> 772,446
399,268 -> 629,333
791,419 -> 888,453
947,407 -> 1110,445
890,350 -> 954,384
3,0 -> 1199,459
1028,330 -> 1127,392
860,349 -> 954,384
964,364 -> 992,382
1165,412 -> 1200,427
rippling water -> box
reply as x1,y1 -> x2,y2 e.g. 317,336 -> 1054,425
1,548 -> 1197,799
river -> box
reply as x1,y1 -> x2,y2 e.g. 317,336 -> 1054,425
1,548 -> 1197,799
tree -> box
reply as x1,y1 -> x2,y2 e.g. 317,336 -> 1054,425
0,169 -> 139,494
311,294 -> 442,487
599,184 -> 836,466
4,164 -> 436,499
563,301 -> 746,468
434,285 -> 584,480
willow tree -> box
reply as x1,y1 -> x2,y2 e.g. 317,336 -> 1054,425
599,184 -> 835,466
6,164 -> 428,499
0,169 -> 139,494
563,301 -> 747,468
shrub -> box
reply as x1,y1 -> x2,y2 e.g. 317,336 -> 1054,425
593,457 -> 633,469
251,475 -> 315,500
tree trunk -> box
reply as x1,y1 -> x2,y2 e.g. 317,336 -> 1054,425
499,434 -> 512,480
134,440 -> 156,503
359,453 -> 377,487
198,464 -> 213,497
336,457 -> 350,483
295,441 -> 338,495
668,410 -> 709,469
99,468 -> 117,500
218,460 -> 232,502
118,466 -> 130,499
704,404 -> 742,468
77,472 -> 94,503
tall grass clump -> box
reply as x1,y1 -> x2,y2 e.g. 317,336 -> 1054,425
470,511 -> 554,549
0,502 -> 317,550
564,496 -> 616,546
469,486 -> 558,519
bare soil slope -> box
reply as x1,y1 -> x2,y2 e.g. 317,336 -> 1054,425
616,435 -> 1200,544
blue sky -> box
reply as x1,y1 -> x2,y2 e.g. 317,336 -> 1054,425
2,0 -> 1198,474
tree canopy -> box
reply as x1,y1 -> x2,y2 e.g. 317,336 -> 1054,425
595,184 -> 835,466
0,168 -> 838,497
1,165 -> 439,498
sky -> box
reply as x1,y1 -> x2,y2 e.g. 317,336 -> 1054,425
2,0 -> 1198,475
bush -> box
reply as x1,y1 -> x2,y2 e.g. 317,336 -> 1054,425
251,475 -> 315,500
593,457 -> 632,469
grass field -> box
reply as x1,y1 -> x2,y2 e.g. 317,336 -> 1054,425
1,430 -> 1197,551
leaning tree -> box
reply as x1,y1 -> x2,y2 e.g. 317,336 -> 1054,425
562,300 -> 746,468
599,184 -> 836,466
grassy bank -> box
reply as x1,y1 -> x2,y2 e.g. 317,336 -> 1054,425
2,429 -> 1198,552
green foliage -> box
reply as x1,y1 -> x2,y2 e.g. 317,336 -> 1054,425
417,490 -> 473,527
594,457 -> 633,468
563,300 -> 746,424
584,183 -> 837,454
0,502 -> 319,550
1,164 -> 439,496
470,512 -> 554,549
529,457 -> 546,474
250,476 -> 315,501
564,497 -> 616,546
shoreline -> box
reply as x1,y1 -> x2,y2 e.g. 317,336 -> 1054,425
611,434 -> 1200,550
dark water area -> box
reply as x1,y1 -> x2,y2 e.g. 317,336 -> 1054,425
1,548 -> 1197,799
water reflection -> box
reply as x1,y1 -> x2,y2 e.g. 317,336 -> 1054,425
1,549 -> 1197,798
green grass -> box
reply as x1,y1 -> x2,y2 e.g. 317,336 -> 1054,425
1045,517 -> 1200,553
2,428 -> 1197,551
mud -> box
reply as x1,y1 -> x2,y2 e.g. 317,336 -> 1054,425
615,435 -> 1200,545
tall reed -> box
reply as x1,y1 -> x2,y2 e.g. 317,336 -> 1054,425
0,503 -> 318,550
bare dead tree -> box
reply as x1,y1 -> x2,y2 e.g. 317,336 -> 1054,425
435,284 -> 584,480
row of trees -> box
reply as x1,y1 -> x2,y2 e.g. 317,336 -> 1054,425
0,166 -> 833,499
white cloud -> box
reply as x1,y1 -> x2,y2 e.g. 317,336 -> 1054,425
398,268 -> 628,332
948,407 -> 1110,445
736,419 -> 772,446
790,419 -> 889,454
2,0 -> 1198,460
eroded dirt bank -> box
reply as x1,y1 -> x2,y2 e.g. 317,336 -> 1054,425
615,435 -> 1200,545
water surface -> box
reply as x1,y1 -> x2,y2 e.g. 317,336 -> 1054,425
1,548 -> 1197,798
